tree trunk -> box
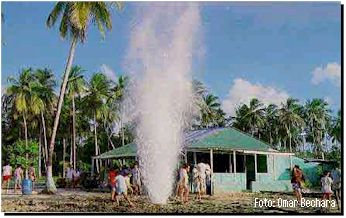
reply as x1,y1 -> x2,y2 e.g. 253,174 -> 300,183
72,95 -> 76,170
288,126 -> 292,153
121,118 -> 125,146
23,112 -> 29,179
38,129 -> 42,178
70,137 -> 73,166
94,112 -> 99,172
63,138 -> 66,178
41,111 -> 48,171
269,131 -> 272,145
44,36 -> 78,194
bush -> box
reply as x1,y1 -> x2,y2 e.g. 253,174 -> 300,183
7,140 -> 39,171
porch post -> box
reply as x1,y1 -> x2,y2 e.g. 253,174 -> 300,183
91,158 -> 94,176
290,155 -> 293,169
233,150 -> 236,175
229,153 -> 232,173
254,154 -> 257,180
210,149 -> 213,195
193,152 -> 197,165
273,155 -> 276,180
184,151 -> 188,163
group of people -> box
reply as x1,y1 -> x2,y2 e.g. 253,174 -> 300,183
291,164 -> 341,209
175,161 -> 212,203
65,165 -> 81,190
106,162 -> 141,207
2,162 -> 36,194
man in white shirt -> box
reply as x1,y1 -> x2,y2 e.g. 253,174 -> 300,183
2,162 -> 12,194
65,165 -> 74,190
197,162 -> 207,194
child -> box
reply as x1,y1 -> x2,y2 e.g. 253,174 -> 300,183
108,167 -> 117,202
131,162 -> 141,195
28,163 -> 36,191
115,172 -> 134,207
14,165 -> 23,194
321,171 -> 333,210
124,173 -> 134,195
2,162 -> 12,194
192,165 -> 202,200
179,164 -> 190,204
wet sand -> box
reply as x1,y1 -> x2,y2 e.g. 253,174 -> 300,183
1,189 -> 341,214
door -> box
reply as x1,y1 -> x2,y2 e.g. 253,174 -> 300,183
246,155 -> 256,190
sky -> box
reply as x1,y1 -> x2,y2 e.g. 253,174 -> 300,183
1,2 -> 342,115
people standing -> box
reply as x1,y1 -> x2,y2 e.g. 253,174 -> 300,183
291,165 -> 303,204
115,172 -> 134,207
321,171 -> 333,211
205,167 -> 212,195
14,165 -> 23,194
108,167 -> 117,202
2,162 -> 12,194
124,172 -> 133,195
28,163 -> 36,191
192,165 -> 202,200
197,162 -> 207,195
331,165 -> 341,210
65,165 -> 74,190
179,164 -> 190,204
131,162 -> 141,195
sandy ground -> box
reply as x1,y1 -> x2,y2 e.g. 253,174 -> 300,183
1,188 -> 341,214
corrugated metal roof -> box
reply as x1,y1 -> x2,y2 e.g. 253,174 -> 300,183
94,127 -> 273,159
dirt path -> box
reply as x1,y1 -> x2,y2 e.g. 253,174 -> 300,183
1,189 -> 341,214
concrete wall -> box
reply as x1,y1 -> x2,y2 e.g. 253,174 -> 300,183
251,155 -> 321,192
213,173 -> 246,194
251,154 -> 293,192
212,154 -> 320,194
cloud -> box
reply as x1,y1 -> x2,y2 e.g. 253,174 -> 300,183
100,64 -> 117,81
222,78 -> 289,116
311,62 -> 341,87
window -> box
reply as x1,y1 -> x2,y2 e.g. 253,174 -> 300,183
236,154 -> 245,173
213,153 -> 230,173
256,154 -> 268,173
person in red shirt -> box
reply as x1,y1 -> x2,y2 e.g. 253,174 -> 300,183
108,167 -> 117,201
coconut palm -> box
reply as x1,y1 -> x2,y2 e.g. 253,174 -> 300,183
200,94 -> 222,128
264,104 -> 279,145
83,73 -> 111,172
7,69 -> 44,178
278,98 -> 305,152
245,98 -> 266,138
34,68 -> 56,176
330,109 -> 341,144
45,1 -> 123,193
303,99 -> 331,157
66,66 -> 86,170
108,75 -> 129,147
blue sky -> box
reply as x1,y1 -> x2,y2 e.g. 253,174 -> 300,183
1,2 -> 341,114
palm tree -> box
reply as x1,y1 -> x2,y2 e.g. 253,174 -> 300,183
7,69 -> 44,178
264,104 -> 279,145
330,109 -> 341,144
66,66 -> 86,170
200,94 -> 222,128
233,104 -> 251,133
34,68 -> 56,177
112,75 -> 129,146
278,98 -> 305,152
83,73 -> 111,172
45,2 -> 123,193
303,99 -> 331,158
245,98 -> 265,138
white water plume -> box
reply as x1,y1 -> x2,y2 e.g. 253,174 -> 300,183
123,3 -> 202,204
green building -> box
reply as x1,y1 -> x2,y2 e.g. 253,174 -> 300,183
92,128 -> 321,194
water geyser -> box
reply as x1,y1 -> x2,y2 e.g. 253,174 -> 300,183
124,3 -> 201,204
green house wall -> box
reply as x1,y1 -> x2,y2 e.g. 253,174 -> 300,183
213,173 -> 246,194
213,155 -> 321,193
